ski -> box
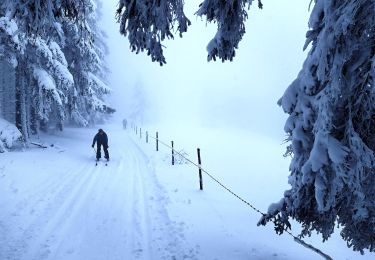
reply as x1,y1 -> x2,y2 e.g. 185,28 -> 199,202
94,158 -> 109,166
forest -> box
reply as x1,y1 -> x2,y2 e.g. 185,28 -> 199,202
0,0 -> 113,147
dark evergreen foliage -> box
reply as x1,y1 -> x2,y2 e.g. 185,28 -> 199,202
0,0 -> 112,143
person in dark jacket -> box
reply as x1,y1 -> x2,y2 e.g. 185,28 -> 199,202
92,129 -> 109,161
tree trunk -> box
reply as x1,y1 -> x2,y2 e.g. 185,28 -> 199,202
15,61 -> 30,145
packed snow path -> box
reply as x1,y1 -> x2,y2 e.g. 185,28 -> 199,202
0,126 -> 194,260
1,125 -> 373,260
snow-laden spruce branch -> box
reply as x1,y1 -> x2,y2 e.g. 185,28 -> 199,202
196,0 -> 263,62
116,0 -> 263,64
116,0 -> 191,65
2,0 -> 85,34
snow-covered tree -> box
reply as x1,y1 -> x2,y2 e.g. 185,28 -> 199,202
0,0 -> 113,139
0,16 -> 21,126
116,0 -> 375,254
62,0 -> 113,126
0,1 -> 82,137
27,37 -> 74,132
257,0 -> 375,254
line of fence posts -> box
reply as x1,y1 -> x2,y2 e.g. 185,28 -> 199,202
132,125 -> 203,190
128,123 -> 333,259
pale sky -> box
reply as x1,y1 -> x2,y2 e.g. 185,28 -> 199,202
100,0 -> 311,141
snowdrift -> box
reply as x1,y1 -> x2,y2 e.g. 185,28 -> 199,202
0,118 -> 22,152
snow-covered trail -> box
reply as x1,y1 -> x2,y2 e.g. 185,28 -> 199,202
0,125 -> 194,260
2,124 -> 373,260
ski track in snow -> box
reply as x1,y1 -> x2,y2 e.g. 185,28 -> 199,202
0,128 -> 197,260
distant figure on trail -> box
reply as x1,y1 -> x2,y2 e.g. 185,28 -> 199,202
92,129 -> 109,161
122,118 -> 127,129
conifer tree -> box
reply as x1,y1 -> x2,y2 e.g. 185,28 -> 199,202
258,0 -> 375,254
0,0 -> 113,141
62,0 -> 112,126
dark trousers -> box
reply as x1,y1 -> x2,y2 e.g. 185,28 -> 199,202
96,143 -> 109,160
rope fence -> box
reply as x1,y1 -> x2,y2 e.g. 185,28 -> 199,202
127,123 -> 333,260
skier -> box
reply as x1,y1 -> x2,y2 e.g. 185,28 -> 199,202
122,118 -> 127,129
92,129 -> 109,161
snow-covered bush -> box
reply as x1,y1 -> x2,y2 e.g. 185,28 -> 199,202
0,118 -> 22,152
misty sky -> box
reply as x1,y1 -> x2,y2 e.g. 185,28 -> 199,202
100,0 -> 311,141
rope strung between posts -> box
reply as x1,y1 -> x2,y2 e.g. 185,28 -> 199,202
149,135 -> 266,216
143,132 -> 333,260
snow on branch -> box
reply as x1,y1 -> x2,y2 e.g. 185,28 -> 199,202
0,16 -> 20,46
260,0 -> 375,254
33,68 -> 62,105
85,72 -> 111,94
115,0 -> 263,64
0,16 -> 23,66
196,0 -> 263,62
116,0 -> 191,65
33,67 -> 65,121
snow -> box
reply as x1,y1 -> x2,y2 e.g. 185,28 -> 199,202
86,72 -> 111,94
327,135 -> 349,164
49,41 -> 68,67
33,67 -> 62,106
0,16 -> 20,45
0,120 -> 373,259
0,118 -> 22,152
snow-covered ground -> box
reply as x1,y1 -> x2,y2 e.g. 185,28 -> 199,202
0,121 -> 373,260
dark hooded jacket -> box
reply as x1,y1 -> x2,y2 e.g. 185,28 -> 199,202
92,130 -> 108,147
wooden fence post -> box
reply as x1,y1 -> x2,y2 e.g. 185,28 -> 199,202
140,128 -> 142,139
156,131 -> 159,151
146,131 -> 148,143
136,126 -> 138,135
171,141 -> 175,165
197,148 -> 203,190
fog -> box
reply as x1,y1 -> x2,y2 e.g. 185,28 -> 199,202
100,0 -> 311,141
